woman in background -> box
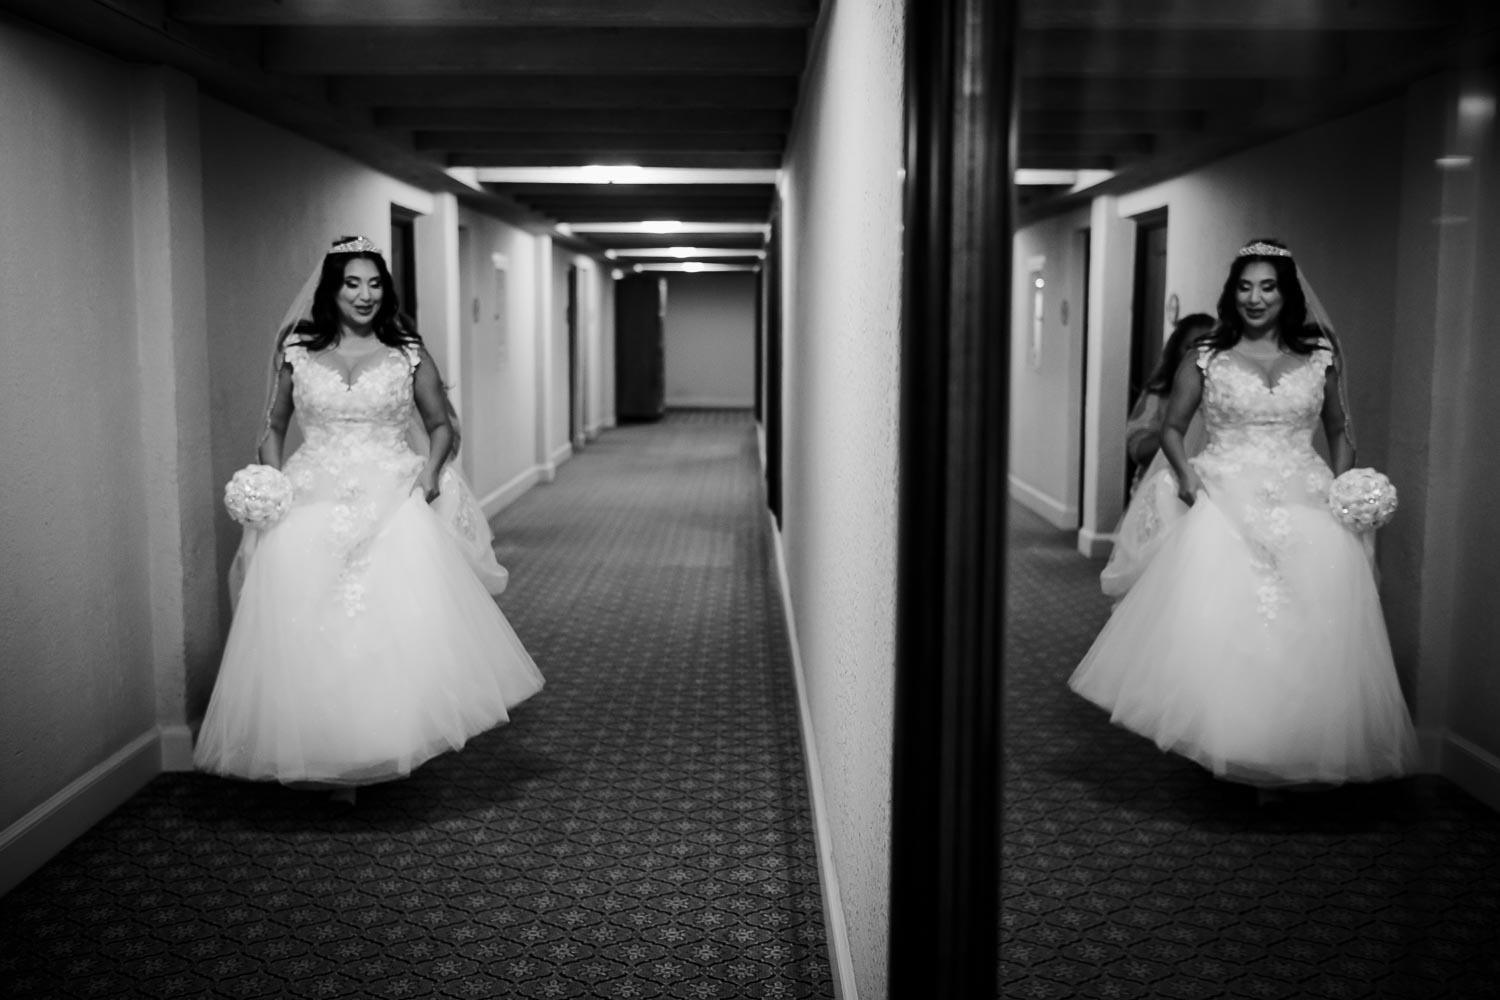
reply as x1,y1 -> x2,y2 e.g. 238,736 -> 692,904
194,236 -> 543,798
1100,312 -> 1214,598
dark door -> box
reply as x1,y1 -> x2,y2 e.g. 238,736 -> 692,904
613,275 -> 665,421
1128,210 -> 1168,490
390,208 -> 418,322
764,207 -> 783,526
1076,227 -> 1091,529
567,264 -> 580,447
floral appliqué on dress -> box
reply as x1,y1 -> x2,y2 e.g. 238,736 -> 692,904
282,345 -> 426,616
1190,343 -> 1336,622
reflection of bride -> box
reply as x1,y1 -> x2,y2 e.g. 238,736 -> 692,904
1070,239 -> 1417,788
194,236 -> 544,790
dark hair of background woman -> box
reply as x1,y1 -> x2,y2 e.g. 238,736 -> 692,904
1204,237 -> 1321,355
1144,312 -> 1216,396
281,236 -> 422,353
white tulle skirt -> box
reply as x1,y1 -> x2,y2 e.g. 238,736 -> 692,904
195,488 -> 544,786
1070,487 -> 1417,787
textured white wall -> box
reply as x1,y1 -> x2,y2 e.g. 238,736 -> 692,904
663,272 -> 757,408
0,23 -> 158,827
779,0 -> 905,995
456,208 -> 539,500
198,99 -> 434,615
1009,210 -> 1091,527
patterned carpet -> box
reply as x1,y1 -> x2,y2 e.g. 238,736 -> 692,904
1001,504 -> 1500,1000
0,410 -> 833,1000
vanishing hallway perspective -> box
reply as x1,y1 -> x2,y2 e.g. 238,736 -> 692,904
1000,504 -> 1500,1000
0,411 -> 835,1000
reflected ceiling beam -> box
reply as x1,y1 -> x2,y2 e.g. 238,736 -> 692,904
1019,30 -> 1346,79
1023,0 -> 1477,32
329,75 -> 800,109
264,28 -> 808,75
169,0 -> 818,29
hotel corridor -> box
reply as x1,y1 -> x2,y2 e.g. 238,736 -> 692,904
1000,506 -> 1500,999
0,412 -> 834,1000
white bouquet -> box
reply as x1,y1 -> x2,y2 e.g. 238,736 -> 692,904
1328,468 -> 1398,532
224,464 -> 294,529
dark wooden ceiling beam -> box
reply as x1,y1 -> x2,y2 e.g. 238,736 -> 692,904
575,231 -> 767,250
374,108 -> 792,133
1022,0 -> 1474,32
519,197 -> 775,212
488,183 -> 775,199
450,151 -> 783,168
417,132 -> 786,153
1019,30 -> 1346,79
169,0 -> 818,29
520,202 -> 773,217
530,208 -> 771,223
329,75 -> 800,109
264,28 -> 808,76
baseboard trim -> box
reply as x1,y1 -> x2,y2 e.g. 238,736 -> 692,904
0,729 -> 160,898
158,723 -> 196,772
549,442 -> 573,469
1007,474 -> 1076,529
479,466 -> 543,519
766,512 -> 857,1000
1076,525 -> 1116,559
1442,731 -> 1500,814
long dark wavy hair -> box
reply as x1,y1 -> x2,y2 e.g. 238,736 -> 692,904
281,236 -> 421,352
1203,238 -> 1321,355
1144,312 -> 1215,396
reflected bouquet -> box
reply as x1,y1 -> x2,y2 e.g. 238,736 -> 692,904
1328,468 -> 1398,532
224,464 -> 294,529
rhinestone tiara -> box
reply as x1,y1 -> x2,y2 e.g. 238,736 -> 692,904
1237,241 -> 1293,258
329,236 -> 381,255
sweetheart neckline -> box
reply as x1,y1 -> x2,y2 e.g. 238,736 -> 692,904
1212,351 -> 1322,394
300,348 -> 402,390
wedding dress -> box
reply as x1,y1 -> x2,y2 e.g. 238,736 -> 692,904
1069,342 -> 1417,786
194,344 -> 544,785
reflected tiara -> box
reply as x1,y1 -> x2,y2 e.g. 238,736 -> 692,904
1237,241 -> 1293,258
329,236 -> 381,255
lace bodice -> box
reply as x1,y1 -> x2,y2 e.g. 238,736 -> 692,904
280,344 -> 427,615
1192,343 -> 1334,492
1190,341 -> 1337,621
284,344 -> 421,454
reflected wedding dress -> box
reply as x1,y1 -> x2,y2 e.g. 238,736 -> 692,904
195,344 -> 544,785
1069,342 -> 1417,786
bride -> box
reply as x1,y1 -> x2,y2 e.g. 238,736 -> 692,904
194,236 -> 544,791
1069,238 -> 1416,788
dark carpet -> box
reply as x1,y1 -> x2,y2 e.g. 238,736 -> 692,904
1001,504 -> 1500,999
0,410 -> 833,1000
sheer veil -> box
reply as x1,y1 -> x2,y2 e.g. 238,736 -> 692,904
1296,262 -> 1356,452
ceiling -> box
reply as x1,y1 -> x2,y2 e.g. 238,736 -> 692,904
1015,0 -> 1500,218
5,0 -> 1499,256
